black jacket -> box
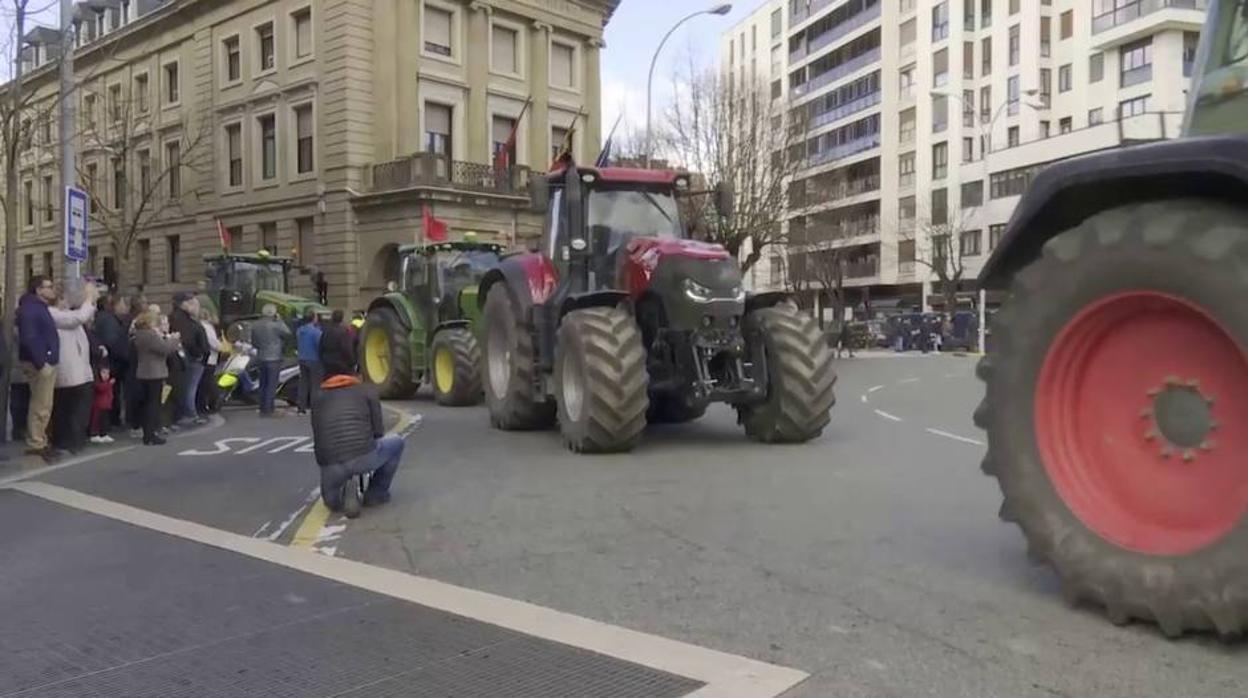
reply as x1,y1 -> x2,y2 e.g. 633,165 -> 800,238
93,310 -> 129,364
318,322 -> 356,377
169,307 -> 209,363
311,375 -> 382,467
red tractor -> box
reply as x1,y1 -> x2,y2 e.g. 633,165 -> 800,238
477,161 -> 837,453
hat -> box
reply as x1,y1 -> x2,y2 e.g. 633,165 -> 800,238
172,291 -> 192,305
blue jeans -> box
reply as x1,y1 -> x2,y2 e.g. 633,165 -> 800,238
320,435 -> 405,511
258,360 -> 282,414
179,362 -> 205,421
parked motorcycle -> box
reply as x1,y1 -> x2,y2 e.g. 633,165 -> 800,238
213,341 -> 300,410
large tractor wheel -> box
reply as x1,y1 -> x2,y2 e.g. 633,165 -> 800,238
738,303 -> 837,443
482,284 -> 555,430
977,199 -> 1248,638
362,307 -> 418,399
430,327 -> 483,407
554,306 -> 649,453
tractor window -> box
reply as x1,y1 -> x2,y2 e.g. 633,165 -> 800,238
233,262 -> 286,297
586,188 -> 683,241
434,250 -> 497,297
206,261 -> 231,294
1189,0 -> 1248,134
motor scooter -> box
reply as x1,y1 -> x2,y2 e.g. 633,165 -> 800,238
213,341 -> 300,410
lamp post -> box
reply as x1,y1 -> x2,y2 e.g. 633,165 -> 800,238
644,3 -> 733,168
930,87 -> 1040,353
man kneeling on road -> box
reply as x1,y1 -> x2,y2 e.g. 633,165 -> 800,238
311,364 -> 404,518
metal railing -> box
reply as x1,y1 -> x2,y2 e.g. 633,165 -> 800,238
794,46 -> 882,97
845,259 -> 879,278
806,2 -> 882,57
1092,0 -> 1206,34
368,152 -> 532,195
1120,64 -> 1153,87
807,132 -> 881,166
808,90 -> 881,130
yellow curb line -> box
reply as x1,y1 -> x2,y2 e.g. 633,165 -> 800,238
289,406 -> 420,551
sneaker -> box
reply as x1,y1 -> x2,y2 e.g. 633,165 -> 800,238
89,436 -> 104,444
99,435 -> 115,444
341,483 -> 362,519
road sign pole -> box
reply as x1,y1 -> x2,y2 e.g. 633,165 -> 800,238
60,0 -> 78,293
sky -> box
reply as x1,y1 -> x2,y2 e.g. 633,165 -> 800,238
600,0 -> 757,146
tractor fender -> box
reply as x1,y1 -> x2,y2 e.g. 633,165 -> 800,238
366,293 -> 421,330
745,291 -> 792,313
478,253 -> 559,314
559,291 -> 632,320
980,134 -> 1248,289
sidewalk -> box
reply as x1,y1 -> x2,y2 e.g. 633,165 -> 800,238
0,486 -> 707,698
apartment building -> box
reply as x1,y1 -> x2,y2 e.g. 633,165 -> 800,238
724,0 -> 1203,315
11,0 -> 615,310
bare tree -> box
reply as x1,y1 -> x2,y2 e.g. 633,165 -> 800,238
658,55 -> 804,274
75,90 -> 211,288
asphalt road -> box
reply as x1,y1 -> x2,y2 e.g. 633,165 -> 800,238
25,355 -> 1248,698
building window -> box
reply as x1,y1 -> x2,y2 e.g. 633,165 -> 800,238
139,239 -> 150,285
1119,94 -> 1151,118
226,123 -> 243,187
901,18 -> 916,49
551,41 -> 575,88
1040,120 -> 1050,138
424,5 -> 453,57
296,217 -> 314,265
899,240 -> 916,266
931,188 -> 948,225
551,126 -> 569,160
165,141 -> 181,198
166,235 -> 180,283
293,7 -> 312,59
1007,75 -> 1019,115
84,93 -> 96,129
259,114 -> 277,180
492,115 -> 517,161
491,23 -> 518,74
1040,68 -> 1052,107
962,136 -> 974,163
1007,125 -> 1019,147
960,229 -> 982,257
134,74 -> 148,112
1059,116 -> 1072,133
1008,24 -> 1019,66
1089,107 -> 1104,125
1120,37 -> 1152,87
112,158 -> 125,209
963,41 -> 974,79
24,255 -> 33,286
260,222 -> 277,254
770,8 -> 781,38
109,84 -> 122,122
990,224 -> 1005,249
771,79 -> 782,100
425,102 -> 452,156
164,61 -> 179,104
899,195 -> 917,223
1057,63 -> 1072,93
981,36 -> 991,75
1183,31 -> 1199,77
961,180 -> 983,207
932,93 -> 947,133
1009,0 -> 1019,14
980,85 -> 991,123
41,174 -> 53,222
86,162 -> 98,212
932,2 -> 948,41
932,141 -> 948,180
224,35 -> 240,82
1040,17 -> 1050,57
257,22 -> 275,72
1090,52 -> 1104,83
1060,10 -> 1073,39
900,63 -> 916,99
138,149 -> 151,195
43,251 -> 53,277
933,48 -> 948,87
981,0 -> 992,27
899,151 -> 916,188
295,104 -> 314,174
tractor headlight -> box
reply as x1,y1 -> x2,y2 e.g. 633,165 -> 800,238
683,279 -> 745,303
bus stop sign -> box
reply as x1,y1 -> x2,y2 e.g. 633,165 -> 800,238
64,186 -> 88,263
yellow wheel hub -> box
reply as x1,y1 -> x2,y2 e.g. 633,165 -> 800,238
364,328 -> 390,383
435,348 -> 455,394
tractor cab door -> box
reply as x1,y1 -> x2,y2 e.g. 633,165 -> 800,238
400,254 -> 431,368
543,185 -> 570,284
1186,0 -> 1248,135
208,260 -> 249,325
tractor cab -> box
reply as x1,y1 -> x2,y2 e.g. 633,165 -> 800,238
1186,0 -> 1248,135
398,239 -> 504,327
204,251 -> 291,325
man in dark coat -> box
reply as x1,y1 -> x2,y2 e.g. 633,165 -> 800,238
311,364 -> 403,518
169,292 -> 209,425
16,276 -> 59,456
93,293 -> 130,431
318,309 -> 357,377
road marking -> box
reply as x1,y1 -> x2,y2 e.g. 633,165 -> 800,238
867,384 -> 884,393
238,436 -> 307,455
925,428 -> 986,446
8,481 -> 807,697
290,498 -> 334,551
252,521 -> 272,537
860,394 -> 868,403
178,437 -> 262,456
0,445 -> 137,487
944,372 -> 961,379
873,409 -> 903,422
267,487 -> 320,542
898,377 -> 920,384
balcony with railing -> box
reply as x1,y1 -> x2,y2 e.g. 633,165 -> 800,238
808,89 -> 881,130
366,152 -> 533,196
808,132 -> 880,166
1121,63 -> 1153,87
793,46 -> 882,98
805,1 -> 881,58
845,257 -> 880,278
1091,0 -> 1206,49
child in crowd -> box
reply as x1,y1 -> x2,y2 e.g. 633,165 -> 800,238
89,364 -> 116,444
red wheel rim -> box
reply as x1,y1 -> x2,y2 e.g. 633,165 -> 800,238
1035,291 -> 1248,556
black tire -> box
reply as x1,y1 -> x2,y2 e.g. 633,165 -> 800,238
738,303 -> 837,443
646,394 -> 707,424
361,307 -> 418,399
430,327 -> 483,407
482,284 -> 555,430
976,199 -> 1248,638
554,307 -> 649,453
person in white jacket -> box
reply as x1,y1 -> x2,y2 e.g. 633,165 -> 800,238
198,307 -> 223,413
49,282 -> 98,454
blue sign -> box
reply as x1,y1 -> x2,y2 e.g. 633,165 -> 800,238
64,186 -> 88,263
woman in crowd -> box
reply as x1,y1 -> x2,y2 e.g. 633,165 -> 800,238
93,293 -> 130,432
132,310 -> 181,445
198,307 -> 223,414
49,282 -> 98,455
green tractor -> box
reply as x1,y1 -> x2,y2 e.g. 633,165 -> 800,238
361,240 -> 504,405
202,250 -> 328,336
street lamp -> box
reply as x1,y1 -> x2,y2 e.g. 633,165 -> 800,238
644,3 -> 733,168
929,87 -> 1041,352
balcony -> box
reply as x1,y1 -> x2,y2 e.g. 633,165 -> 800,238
367,152 -> 533,196
793,46 -> 882,98
1121,64 -> 1153,87
805,2 -> 882,58
845,258 -> 879,278
808,132 -> 880,167
1091,0 -> 1206,50
809,90 -> 881,130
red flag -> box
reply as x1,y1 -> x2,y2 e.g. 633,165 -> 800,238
422,204 -> 448,242
216,219 -> 232,250
493,97 -> 532,171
